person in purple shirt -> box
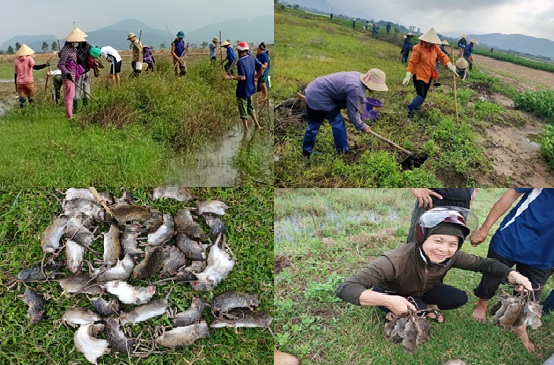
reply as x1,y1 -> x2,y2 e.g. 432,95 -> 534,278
224,41 -> 266,130
302,69 -> 388,157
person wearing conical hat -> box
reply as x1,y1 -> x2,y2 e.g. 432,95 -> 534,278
74,29 -> 94,113
13,44 -> 50,109
256,42 -> 270,98
401,33 -> 414,63
209,37 -> 219,61
457,35 -> 467,58
402,27 -> 458,122
455,58 -> 469,80
301,68 -> 389,157
58,28 -> 86,119
463,38 -> 478,70
171,31 -> 189,77
127,32 -> 143,77
439,39 -> 451,58
221,40 -> 236,76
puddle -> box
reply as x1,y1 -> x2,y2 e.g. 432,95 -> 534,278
526,133 -> 542,150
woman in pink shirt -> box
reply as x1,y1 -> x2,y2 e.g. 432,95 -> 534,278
13,44 -> 49,109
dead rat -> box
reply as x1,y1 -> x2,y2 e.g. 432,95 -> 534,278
93,254 -> 135,283
62,307 -> 101,327
57,274 -> 104,295
64,216 -> 96,250
175,234 -> 208,261
66,239 -> 85,274
173,208 -> 204,239
109,202 -> 152,224
155,321 -> 209,348
146,213 -> 174,246
121,223 -> 144,256
197,200 -> 229,216
90,297 -> 120,316
133,246 -> 167,279
104,316 -> 135,354
152,187 -> 196,202
74,323 -> 110,364
210,309 -> 272,329
119,298 -> 168,325
171,295 -> 206,327
211,291 -> 259,318
190,233 -> 235,292
17,260 -> 63,282
102,225 -> 121,267
143,209 -> 164,233
204,214 -> 226,236
41,217 -> 68,254
103,280 -> 156,305
18,287 -> 46,325
160,245 -> 188,278
63,199 -> 104,221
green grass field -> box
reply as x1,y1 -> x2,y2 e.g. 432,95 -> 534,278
0,52 -> 273,187
0,187 -> 273,365
273,7 -> 539,188
274,188 -> 554,365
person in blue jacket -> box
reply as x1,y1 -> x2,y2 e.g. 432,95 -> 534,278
400,33 -> 413,63
457,35 -> 467,58
470,188 -> 554,352
221,40 -> 236,75
463,38 -> 478,70
256,42 -> 270,98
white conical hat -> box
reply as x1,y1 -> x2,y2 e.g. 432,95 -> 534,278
65,28 -> 86,42
419,28 -> 442,44
441,40 -> 450,45
74,27 -> 88,38
15,44 -> 35,57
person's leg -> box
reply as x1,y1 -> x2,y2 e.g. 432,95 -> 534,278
27,83 -> 35,105
115,73 -> 120,86
64,80 -> 75,119
53,75 -> 62,103
247,97 -> 261,129
325,108 -> 348,154
302,106 -> 325,157
180,60 -> 187,76
73,76 -> 83,113
407,78 -> 427,121
82,71 -> 90,107
472,247 -> 516,323
237,97 -> 249,130
421,282 -> 468,311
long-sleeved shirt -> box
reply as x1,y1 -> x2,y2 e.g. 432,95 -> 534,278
57,43 -> 78,82
226,46 -> 236,63
463,42 -> 475,59
131,39 -> 143,62
336,242 -> 512,305
305,71 -> 368,132
406,44 -> 451,83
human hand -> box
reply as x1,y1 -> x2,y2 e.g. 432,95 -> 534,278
447,62 -> 458,76
385,296 -> 417,316
470,226 -> 489,246
507,271 -> 533,292
410,188 -> 442,208
402,72 -> 412,86
361,125 -> 371,134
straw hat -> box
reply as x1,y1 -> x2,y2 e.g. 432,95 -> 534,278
127,32 -> 136,40
403,35 -> 407,39
406,32 -> 413,37
455,58 -> 469,69
74,27 -> 88,38
441,40 -> 450,45
360,68 -> 389,92
65,28 -> 87,42
419,28 -> 442,44
221,40 -> 231,47
470,38 -> 479,44
462,35 -> 466,38
15,44 -> 35,57
212,37 -> 219,43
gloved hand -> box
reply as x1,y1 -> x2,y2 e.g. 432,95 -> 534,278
402,72 -> 412,86
507,271 -> 533,291
447,62 -> 458,75
46,60 -> 50,67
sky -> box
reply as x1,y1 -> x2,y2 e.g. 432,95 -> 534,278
0,0 -> 274,45
324,0 -> 554,41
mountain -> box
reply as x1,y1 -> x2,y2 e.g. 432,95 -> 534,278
1,17 -> 273,52
281,0 -> 346,16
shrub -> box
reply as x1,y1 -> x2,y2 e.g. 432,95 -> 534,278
514,90 -> 554,123
540,124 -> 554,169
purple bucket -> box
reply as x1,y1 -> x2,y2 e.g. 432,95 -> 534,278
365,97 -> 383,111
362,109 -> 380,122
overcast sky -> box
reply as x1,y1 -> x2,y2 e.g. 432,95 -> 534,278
328,0 -> 554,41
0,0 -> 274,44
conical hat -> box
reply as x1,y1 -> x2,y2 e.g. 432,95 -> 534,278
419,28 -> 442,44
470,39 -> 479,44
74,27 -> 88,38
441,40 -> 450,45
15,44 -> 35,57
455,58 -> 469,69
65,28 -> 86,42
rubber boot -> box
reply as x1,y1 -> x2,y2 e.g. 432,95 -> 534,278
82,98 -> 88,107
73,99 -> 80,113
19,97 -> 26,109
28,98 -> 33,105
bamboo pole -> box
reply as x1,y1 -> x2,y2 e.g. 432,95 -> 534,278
219,31 -> 223,63
451,44 -> 459,123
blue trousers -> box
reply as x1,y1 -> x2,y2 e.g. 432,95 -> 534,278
407,77 -> 431,116
302,106 -> 348,156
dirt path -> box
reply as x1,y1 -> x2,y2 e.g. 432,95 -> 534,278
466,55 -> 554,186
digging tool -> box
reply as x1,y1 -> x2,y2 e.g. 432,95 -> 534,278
219,31 -> 223,63
451,44 -> 459,123
225,59 -> 237,76
73,79 -> 93,101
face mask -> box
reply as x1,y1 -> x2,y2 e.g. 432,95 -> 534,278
72,42 -> 79,47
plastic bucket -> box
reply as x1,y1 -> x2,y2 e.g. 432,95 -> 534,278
365,97 -> 383,111
134,61 -> 143,71
362,109 -> 380,122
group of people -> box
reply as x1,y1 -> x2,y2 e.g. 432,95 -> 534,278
13,27 -> 272,128
301,27 -> 481,156
337,187 -> 554,355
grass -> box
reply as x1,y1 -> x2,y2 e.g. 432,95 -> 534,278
0,51 -> 273,187
0,187 -> 273,365
274,7 -> 498,187
274,188 -> 554,365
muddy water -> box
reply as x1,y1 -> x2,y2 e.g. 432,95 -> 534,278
526,133 -> 542,150
173,124 -> 247,186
